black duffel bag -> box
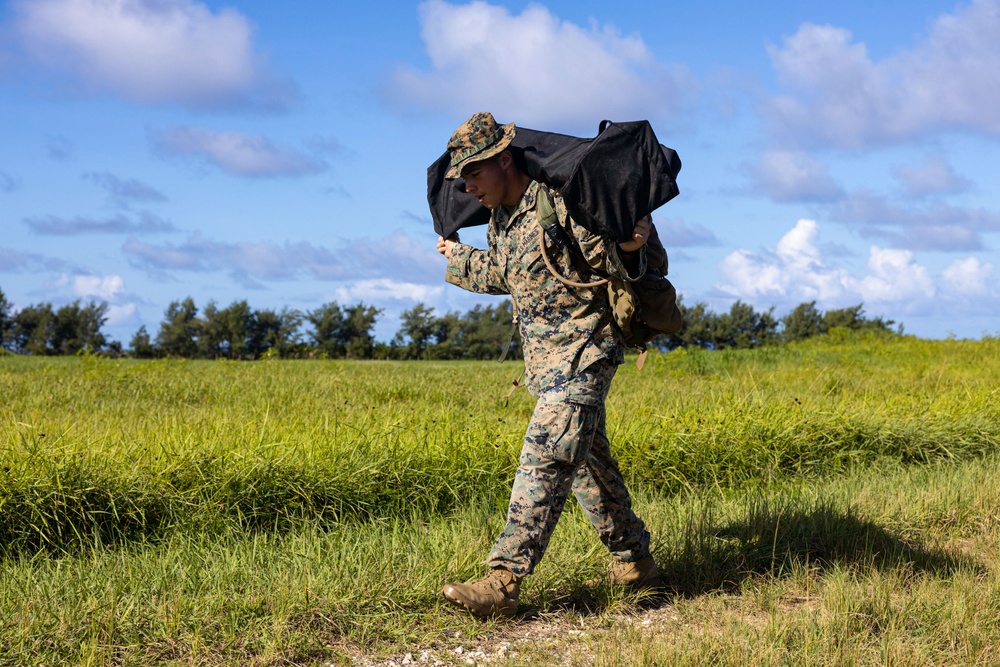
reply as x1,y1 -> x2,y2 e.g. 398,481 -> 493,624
427,120 -> 682,244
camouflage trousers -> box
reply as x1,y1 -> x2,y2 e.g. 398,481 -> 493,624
487,358 -> 651,577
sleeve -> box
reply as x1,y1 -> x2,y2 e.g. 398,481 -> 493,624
445,242 -> 510,295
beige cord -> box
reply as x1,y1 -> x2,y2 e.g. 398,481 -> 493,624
538,226 -> 608,289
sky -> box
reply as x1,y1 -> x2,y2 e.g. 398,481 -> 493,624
1,0 -> 999,345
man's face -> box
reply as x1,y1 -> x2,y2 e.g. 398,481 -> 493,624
460,156 -> 508,209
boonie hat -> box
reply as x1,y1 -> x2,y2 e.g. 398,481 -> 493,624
445,112 -> 516,179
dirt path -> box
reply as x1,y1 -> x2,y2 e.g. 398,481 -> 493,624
342,603 -> 681,667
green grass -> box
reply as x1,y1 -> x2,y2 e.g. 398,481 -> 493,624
1,332 -> 999,665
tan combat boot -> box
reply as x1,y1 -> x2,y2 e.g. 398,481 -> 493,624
610,554 -> 663,590
441,568 -> 520,618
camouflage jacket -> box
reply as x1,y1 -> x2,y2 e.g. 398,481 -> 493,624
446,180 -> 645,395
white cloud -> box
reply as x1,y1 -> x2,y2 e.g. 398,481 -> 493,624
150,127 -> 326,178
47,273 -> 140,325
747,150 -> 844,202
387,0 -> 694,128
350,228 -> 448,284
123,233 -> 352,284
941,256 -> 995,296
776,218 -> 823,271
12,0 -> 293,110
0,245 -> 71,272
1,247 -> 35,272
25,212 -> 175,235
85,172 -> 168,206
654,218 -> 720,247
70,274 -> 126,301
717,219 -> 852,301
765,0 -> 1000,148
105,303 -> 139,327
717,219 -> 940,315
122,229 -> 446,286
717,249 -> 789,297
856,247 -> 936,306
831,192 -> 1000,251
332,279 -> 444,305
892,153 -> 971,198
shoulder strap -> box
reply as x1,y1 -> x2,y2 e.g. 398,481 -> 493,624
535,189 -> 608,289
536,187 -> 559,230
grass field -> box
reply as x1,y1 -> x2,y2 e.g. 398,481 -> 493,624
1,332 -> 999,665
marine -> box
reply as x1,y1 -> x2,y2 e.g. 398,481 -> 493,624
435,112 -> 662,618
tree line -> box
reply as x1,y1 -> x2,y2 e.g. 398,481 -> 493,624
659,298 -> 897,351
0,286 -> 897,360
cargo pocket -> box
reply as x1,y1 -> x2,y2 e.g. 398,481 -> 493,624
525,399 -> 598,467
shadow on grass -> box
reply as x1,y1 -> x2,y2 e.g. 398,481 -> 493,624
661,496 -> 981,597
527,495 -> 983,618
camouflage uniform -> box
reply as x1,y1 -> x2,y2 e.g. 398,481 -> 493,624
446,179 -> 651,577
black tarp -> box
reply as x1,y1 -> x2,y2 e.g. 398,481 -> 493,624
427,120 -> 681,243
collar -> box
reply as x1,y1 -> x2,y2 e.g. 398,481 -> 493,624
493,180 -> 541,231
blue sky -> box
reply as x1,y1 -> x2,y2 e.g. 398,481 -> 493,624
1,0 -> 998,344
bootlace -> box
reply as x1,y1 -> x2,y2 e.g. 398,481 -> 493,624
483,569 -> 515,591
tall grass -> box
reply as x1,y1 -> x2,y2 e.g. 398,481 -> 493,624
1,333 -> 999,664
2,334 -> 997,556
1,357 -> 524,555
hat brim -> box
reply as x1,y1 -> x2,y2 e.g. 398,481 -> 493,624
445,123 -> 516,180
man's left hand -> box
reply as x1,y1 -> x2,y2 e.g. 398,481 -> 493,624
437,234 -> 459,259
618,216 -> 651,253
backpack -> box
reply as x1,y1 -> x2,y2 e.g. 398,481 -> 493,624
536,191 -> 682,360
